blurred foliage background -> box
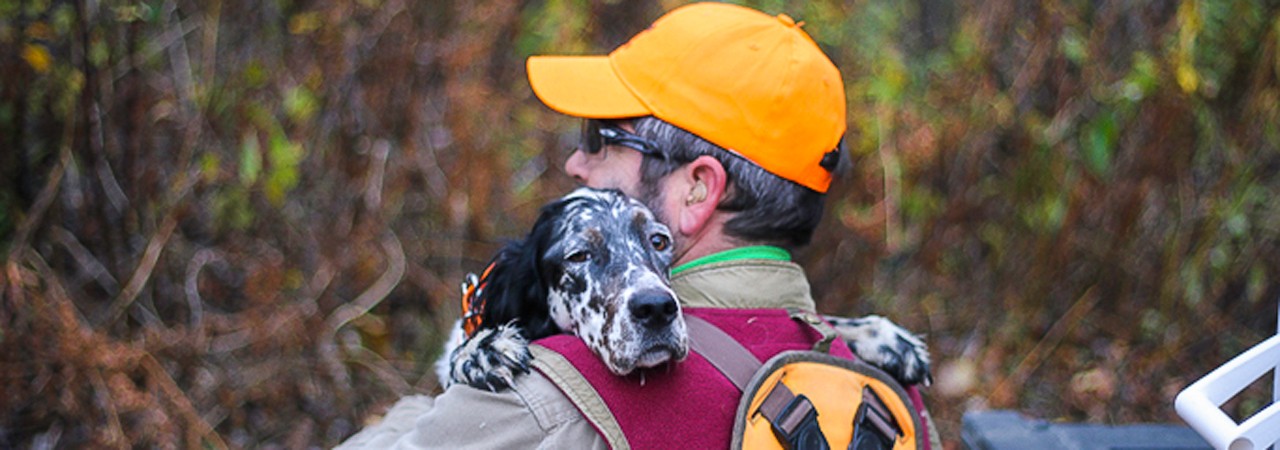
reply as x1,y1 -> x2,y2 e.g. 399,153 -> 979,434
2,0 -> 1279,447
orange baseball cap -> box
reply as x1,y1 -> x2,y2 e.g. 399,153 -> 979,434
527,2 -> 846,193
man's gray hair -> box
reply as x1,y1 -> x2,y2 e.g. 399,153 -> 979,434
632,117 -> 828,249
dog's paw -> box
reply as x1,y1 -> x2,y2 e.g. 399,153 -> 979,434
826,314 -> 932,386
447,323 -> 532,392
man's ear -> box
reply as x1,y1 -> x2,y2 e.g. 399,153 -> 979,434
677,155 -> 728,236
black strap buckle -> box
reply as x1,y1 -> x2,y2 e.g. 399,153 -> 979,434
770,394 -> 830,450
850,387 -> 901,450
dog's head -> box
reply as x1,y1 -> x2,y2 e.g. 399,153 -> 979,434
479,187 -> 688,375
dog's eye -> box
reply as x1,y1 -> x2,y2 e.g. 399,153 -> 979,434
566,251 -> 591,263
649,233 -> 671,252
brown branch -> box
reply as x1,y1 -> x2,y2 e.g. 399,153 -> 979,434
324,233 -> 406,333
364,139 -> 391,214
142,355 -> 228,450
109,7 -> 201,83
4,138 -> 72,263
49,225 -> 121,294
3,129 -> 72,325
89,368 -> 126,446
99,167 -> 200,326
25,247 -> 227,448
100,212 -> 179,325
346,345 -> 413,396
182,248 -> 238,356
318,232 -> 406,390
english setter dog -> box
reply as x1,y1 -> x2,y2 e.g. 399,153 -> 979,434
437,188 -> 687,390
437,187 -> 931,391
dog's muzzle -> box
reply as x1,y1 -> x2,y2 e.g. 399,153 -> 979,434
629,290 -> 680,330
627,289 -> 688,370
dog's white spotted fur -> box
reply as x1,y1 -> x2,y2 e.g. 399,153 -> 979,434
440,188 -> 931,391
441,188 -> 688,390
825,314 -> 932,386
460,325 -> 530,389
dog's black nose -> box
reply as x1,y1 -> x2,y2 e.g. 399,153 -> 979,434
629,292 -> 679,329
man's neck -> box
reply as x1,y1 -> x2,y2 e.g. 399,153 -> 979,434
671,213 -> 742,266
673,239 -> 741,267
671,220 -> 791,269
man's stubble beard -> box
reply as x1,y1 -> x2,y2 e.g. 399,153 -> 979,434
637,181 -> 684,261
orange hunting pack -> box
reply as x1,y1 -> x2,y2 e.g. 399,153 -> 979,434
687,312 -> 923,450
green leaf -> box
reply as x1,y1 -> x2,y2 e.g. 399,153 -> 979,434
213,186 -> 254,230
1082,111 -> 1116,176
240,132 -> 261,186
1125,52 -> 1160,99
1060,27 -> 1088,64
199,152 -> 221,183
283,86 -> 318,123
243,62 -> 268,89
88,39 -> 110,68
265,131 -> 304,205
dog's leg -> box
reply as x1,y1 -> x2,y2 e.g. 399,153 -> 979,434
441,321 -> 533,392
825,315 -> 932,386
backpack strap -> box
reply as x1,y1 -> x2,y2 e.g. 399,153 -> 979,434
684,314 -> 758,390
787,308 -> 837,354
688,309 -> 843,412
528,344 -> 630,450
686,315 -> 826,447
690,313 -> 919,450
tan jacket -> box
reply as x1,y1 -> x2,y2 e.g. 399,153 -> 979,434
336,259 -> 939,449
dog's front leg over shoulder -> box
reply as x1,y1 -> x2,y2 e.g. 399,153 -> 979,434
447,322 -> 533,391
825,314 -> 933,386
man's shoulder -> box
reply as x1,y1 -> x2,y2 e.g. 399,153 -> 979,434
432,364 -> 588,436
509,351 -> 598,433
528,342 -> 628,448
345,369 -> 602,449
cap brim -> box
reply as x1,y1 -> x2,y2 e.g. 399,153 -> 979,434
527,56 -> 651,119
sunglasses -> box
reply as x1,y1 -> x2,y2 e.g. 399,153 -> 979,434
580,120 -> 665,159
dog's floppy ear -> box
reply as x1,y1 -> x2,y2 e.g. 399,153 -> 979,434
477,200 -> 566,340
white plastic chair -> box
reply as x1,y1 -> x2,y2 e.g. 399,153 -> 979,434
1175,305 -> 1280,450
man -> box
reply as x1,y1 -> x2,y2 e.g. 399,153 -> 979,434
339,3 -> 938,448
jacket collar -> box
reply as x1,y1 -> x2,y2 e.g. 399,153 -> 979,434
670,256 -> 817,310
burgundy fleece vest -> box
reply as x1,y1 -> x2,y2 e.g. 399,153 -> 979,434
533,307 -> 932,449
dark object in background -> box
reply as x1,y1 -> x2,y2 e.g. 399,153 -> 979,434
962,410 -> 1210,450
